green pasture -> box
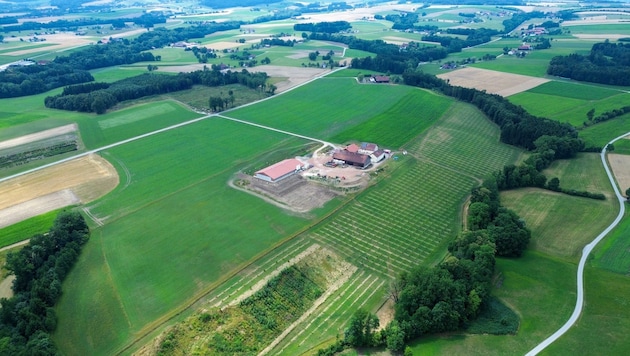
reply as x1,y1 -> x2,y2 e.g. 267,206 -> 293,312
579,113 -> 630,148
90,67 -> 151,82
332,88 -> 452,148
610,139 -> 630,155
471,54 -> 549,77
227,78 -> 416,140
542,267 -> 630,356
412,251 -> 576,355
508,87 -> 630,127
0,209 -> 61,248
54,119 -> 334,355
563,23 -> 630,36
593,211 -> 630,274
543,153 -> 613,197
501,188 -> 616,259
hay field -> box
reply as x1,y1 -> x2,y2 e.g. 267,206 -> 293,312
0,154 -> 118,227
437,67 -> 549,97
607,153 -> 630,193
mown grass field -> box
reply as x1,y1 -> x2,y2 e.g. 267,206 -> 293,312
508,82 -> 630,127
579,113 -> 630,148
0,209 -> 62,248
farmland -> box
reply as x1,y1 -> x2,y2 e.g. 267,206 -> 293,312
1,2 -> 630,355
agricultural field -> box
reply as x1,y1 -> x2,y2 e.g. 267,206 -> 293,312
2,2 -> 630,356
508,81 -> 630,127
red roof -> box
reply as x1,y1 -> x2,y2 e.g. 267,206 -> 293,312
374,75 -> 389,83
333,150 -> 371,166
346,143 -> 359,153
255,159 -> 302,180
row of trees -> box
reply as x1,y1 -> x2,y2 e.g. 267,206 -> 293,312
547,41 -> 630,86
45,68 -> 270,114
0,211 -> 90,354
294,21 -> 351,33
584,106 -> 630,126
0,63 -> 93,98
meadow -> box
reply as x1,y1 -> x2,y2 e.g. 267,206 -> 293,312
0,209 -> 61,248
579,113 -> 630,148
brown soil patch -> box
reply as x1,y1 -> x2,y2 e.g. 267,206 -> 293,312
376,298 -> 395,331
0,275 -> 15,300
437,67 -> 549,97
0,124 -> 76,150
608,153 -> 630,194
206,41 -> 242,50
0,154 -> 118,227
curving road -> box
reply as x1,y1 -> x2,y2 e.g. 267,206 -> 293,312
526,132 -> 629,355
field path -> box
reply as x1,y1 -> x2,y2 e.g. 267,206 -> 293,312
527,134 -> 629,355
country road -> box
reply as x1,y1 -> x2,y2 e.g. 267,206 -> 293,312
526,132 -> 629,355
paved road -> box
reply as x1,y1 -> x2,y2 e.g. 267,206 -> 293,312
526,133 -> 629,355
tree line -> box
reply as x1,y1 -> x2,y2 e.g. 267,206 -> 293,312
547,41 -> 630,86
0,13 -> 166,32
422,28 -> 501,53
294,21 -> 351,33
0,211 -> 90,355
0,63 -> 93,98
45,68 -> 269,114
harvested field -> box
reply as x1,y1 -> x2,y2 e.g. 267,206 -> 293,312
206,41 -> 241,50
5,33 -> 95,56
0,190 -> 79,229
0,124 -> 76,150
608,153 -> 630,193
0,154 -> 118,227
437,67 -> 549,97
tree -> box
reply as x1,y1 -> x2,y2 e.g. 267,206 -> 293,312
468,202 -> 491,230
385,320 -> 405,352
625,187 -> 630,198
548,177 -> 561,191
345,309 -> 379,347
587,108 -> 595,121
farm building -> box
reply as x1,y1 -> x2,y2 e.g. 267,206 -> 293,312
359,142 -> 379,155
346,143 -> 359,153
254,158 -> 304,182
333,150 -> 371,168
370,149 -> 386,163
370,75 -> 390,83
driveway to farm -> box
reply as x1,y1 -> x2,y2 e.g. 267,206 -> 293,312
526,133 -> 629,355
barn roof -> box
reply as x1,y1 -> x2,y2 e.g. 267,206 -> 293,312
255,158 -> 302,180
333,150 -> 370,166
346,143 -> 359,153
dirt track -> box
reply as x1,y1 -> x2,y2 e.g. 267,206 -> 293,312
0,154 -> 118,227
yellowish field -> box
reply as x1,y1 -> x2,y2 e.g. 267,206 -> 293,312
437,67 -> 550,97
0,154 -> 118,227
607,153 -> 630,194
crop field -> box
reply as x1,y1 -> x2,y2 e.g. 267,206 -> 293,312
332,89 -> 453,148
54,119 -> 331,355
406,101 -> 522,179
0,209 -> 60,248
593,213 -> 630,274
227,78 -> 416,140
508,86 -> 630,126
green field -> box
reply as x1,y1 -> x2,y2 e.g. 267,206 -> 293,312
579,113 -> 630,148
0,209 -> 62,248
508,83 -> 630,127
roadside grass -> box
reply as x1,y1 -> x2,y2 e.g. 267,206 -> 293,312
409,251 -> 576,355
541,266 -> 630,356
226,78 -> 416,140
610,139 -> 630,155
579,113 -> 630,148
592,209 -> 630,275
0,209 -> 62,248
500,188 -> 616,259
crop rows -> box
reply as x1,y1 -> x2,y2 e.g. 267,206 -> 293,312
407,103 -> 520,178
309,159 -> 476,277
202,237 -> 313,308
272,271 -> 386,355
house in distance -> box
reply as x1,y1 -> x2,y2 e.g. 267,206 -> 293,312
254,158 -> 305,183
